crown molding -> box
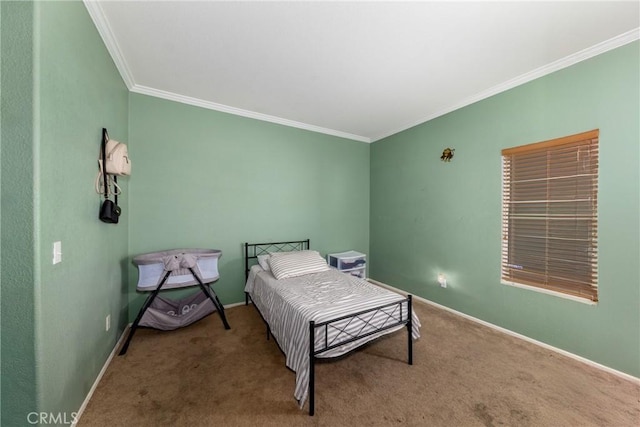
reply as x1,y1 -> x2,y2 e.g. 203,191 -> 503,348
85,0 -> 369,142
83,0 -> 135,89
371,27 -> 640,142
85,0 -> 636,145
130,85 -> 371,143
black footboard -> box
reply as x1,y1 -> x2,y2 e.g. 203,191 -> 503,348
308,295 -> 413,416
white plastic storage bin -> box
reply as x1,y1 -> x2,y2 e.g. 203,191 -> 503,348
327,250 -> 366,279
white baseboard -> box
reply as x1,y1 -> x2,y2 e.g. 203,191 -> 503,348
367,278 -> 640,386
72,323 -> 131,427
223,301 -> 245,309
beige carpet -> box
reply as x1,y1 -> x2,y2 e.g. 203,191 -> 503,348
79,300 -> 639,426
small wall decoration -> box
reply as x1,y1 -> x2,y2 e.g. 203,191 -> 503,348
440,148 -> 455,162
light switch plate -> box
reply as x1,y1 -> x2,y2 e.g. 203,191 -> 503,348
53,241 -> 62,264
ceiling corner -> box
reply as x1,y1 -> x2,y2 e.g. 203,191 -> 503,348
83,0 -> 135,89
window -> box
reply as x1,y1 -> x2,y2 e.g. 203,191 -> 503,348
501,130 -> 599,302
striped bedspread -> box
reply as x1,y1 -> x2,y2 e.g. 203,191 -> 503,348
245,265 -> 421,407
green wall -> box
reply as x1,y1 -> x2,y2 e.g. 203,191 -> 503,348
1,1 -> 38,422
128,93 -> 370,311
370,42 -> 640,377
36,0 -> 130,417
1,1 -> 130,424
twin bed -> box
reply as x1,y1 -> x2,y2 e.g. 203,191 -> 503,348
243,239 -> 421,415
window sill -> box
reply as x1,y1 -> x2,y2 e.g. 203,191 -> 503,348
501,280 -> 597,306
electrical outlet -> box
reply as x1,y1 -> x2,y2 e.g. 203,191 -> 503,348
438,274 -> 447,288
105,314 -> 111,332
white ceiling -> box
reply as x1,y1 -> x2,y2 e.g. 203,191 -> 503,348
85,1 -> 639,142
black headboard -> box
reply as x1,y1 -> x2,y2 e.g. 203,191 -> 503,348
244,239 -> 310,280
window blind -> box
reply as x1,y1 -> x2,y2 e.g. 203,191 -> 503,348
501,130 -> 599,301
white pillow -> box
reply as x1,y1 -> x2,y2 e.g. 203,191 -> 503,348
257,254 -> 270,271
268,250 -> 330,280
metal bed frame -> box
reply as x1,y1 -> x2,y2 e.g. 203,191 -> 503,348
244,239 -> 413,416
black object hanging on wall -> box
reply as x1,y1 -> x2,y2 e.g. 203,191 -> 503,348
99,128 -> 121,224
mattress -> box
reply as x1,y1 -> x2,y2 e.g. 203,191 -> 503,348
245,265 -> 421,407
